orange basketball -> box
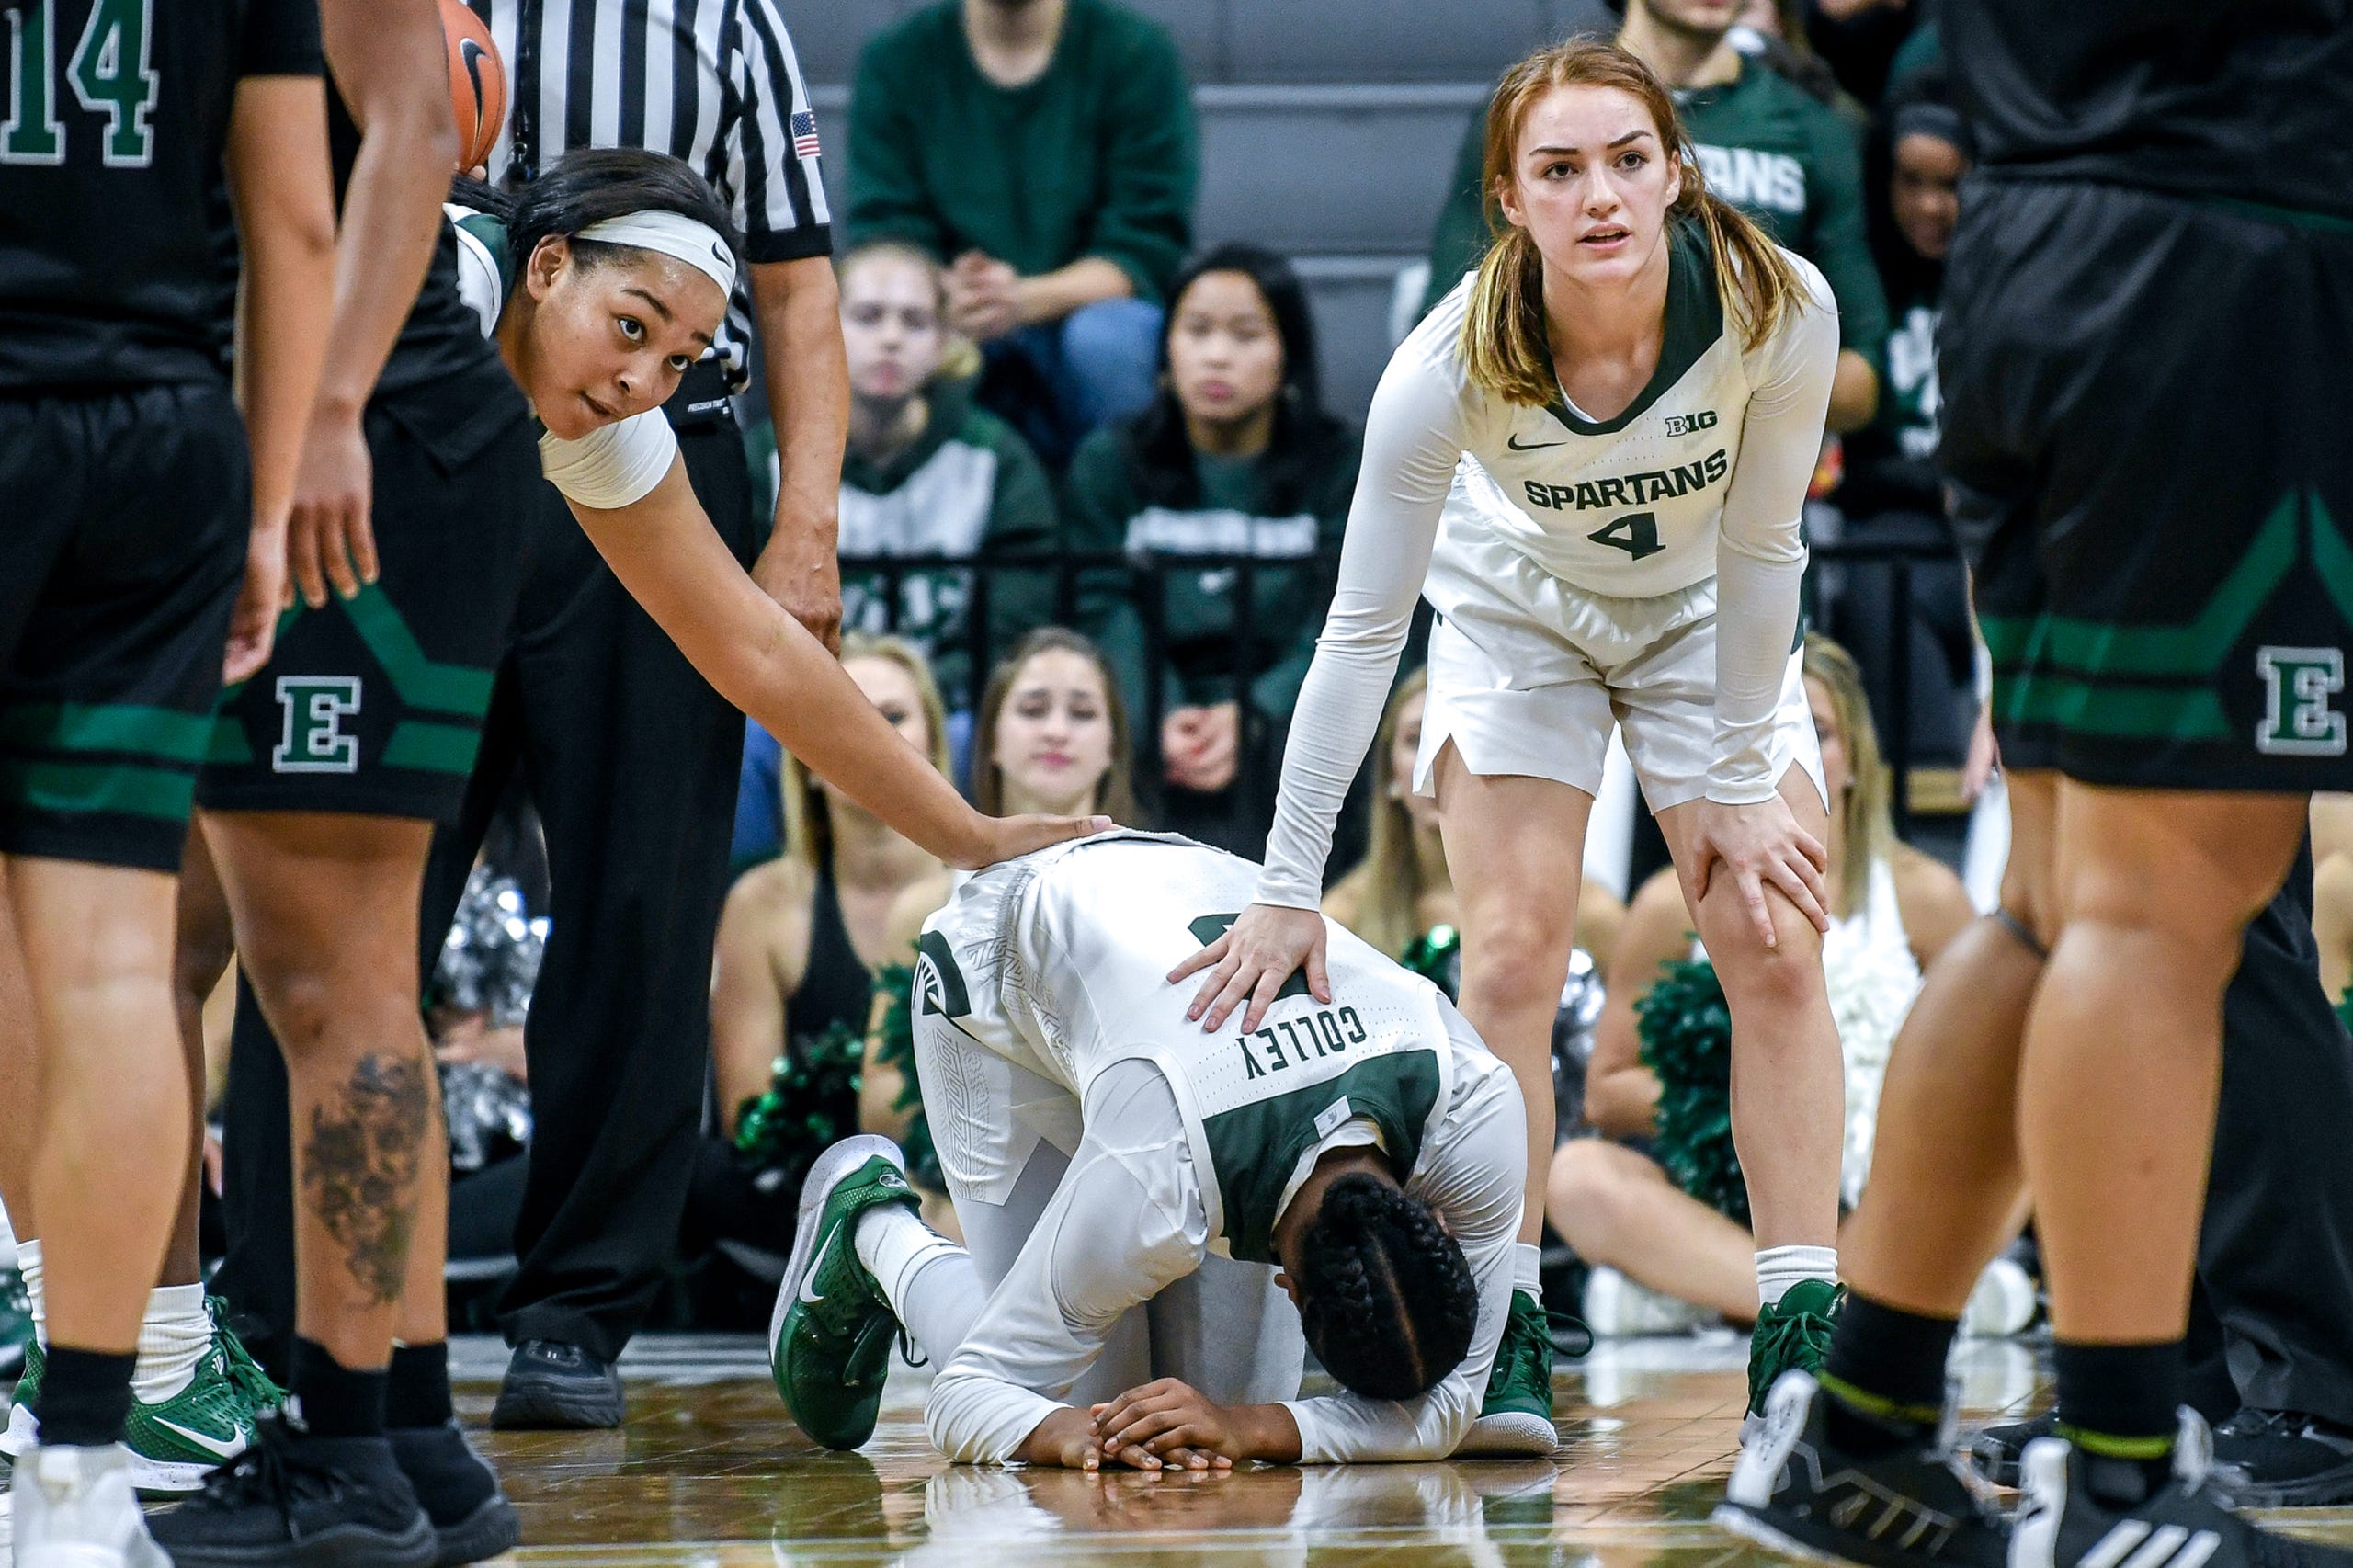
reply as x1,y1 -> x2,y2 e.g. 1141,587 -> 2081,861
441,0 -> 506,173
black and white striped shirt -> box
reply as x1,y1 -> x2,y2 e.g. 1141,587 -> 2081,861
465,0 -> 832,390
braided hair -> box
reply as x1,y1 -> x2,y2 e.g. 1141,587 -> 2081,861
1294,1173 -> 1479,1401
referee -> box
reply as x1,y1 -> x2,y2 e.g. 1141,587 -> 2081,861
454,0 -> 847,1427
214,0 -> 849,1433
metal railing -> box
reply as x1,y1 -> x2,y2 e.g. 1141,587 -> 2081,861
838,529 -> 1962,844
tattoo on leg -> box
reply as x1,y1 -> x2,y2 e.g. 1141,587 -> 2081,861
301,1053 -> 432,1303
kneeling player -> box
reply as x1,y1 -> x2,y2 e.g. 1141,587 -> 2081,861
768,832 -> 1533,1465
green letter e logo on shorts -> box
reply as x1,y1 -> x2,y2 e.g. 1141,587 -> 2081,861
2256,647 -> 2347,756
273,676 -> 362,773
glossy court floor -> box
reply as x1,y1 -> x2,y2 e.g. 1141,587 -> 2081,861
23,1335 -> 2353,1564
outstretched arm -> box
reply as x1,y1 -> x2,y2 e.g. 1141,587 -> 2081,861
566,460 -> 1103,869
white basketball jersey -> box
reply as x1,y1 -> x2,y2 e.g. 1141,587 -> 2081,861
1406,226 -> 1832,598
915,833 -> 1462,1257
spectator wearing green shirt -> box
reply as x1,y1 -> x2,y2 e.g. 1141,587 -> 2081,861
847,0 -> 1198,467
1068,245 -> 1360,856
1423,0 -> 1888,433
734,243 -> 1061,864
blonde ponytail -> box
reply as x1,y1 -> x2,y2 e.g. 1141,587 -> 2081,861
1459,39 -> 1810,403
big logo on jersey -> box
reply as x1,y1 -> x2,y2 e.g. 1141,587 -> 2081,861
1522,447 -> 1728,514
913,930 -> 972,1019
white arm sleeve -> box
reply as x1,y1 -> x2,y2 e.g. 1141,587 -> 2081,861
925,1062 -> 1209,1463
1283,1044 -> 1525,1462
1254,345 -> 1473,910
1709,263 -> 1840,803
539,412 -> 680,512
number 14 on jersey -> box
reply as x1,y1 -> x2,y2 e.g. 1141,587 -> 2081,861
3,0 -> 159,167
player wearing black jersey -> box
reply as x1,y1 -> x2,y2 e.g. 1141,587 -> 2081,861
0,0 -> 336,1562
1719,9 -> 2353,1568
137,5 -> 531,1564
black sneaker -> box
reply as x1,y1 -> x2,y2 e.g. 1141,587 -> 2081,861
149,1414 -> 436,1568
1970,1411 -> 2055,1489
2206,1409 -> 2353,1508
388,1421 -> 520,1567
2013,1411 -> 2353,1568
490,1340 -> 622,1430
1713,1370 -> 2008,1568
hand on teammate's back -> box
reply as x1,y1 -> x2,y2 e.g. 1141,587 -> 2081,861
954,812 -> 1117,871
1169,902 -> 1331,1033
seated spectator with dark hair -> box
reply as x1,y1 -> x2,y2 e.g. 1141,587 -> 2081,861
847,0 -> 1198,466
1422,0 -> 1889,434
1067,244 -> 1359,856
733,244 -> 1061,863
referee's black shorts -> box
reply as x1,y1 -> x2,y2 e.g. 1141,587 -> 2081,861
0,384 -> 248,871
199,402 -> 539,824
1944,176 -> 2353,792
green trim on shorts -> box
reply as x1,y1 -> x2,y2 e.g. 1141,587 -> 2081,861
1977,495 -> 2300,679
338,586 -> 495,719
2199,196 -> 2353,235
0,758 -> 197,822
1993,676 -> 2231,742
0,703 -> 219,764
381,721 -> 483,776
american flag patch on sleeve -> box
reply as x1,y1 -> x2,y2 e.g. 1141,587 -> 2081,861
790,110 -> 822,159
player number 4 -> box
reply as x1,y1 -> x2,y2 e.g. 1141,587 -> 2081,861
3,0 -> 158,167
1587,509 -> 1665,561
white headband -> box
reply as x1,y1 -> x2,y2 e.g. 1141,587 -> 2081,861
575,210 -> 736,297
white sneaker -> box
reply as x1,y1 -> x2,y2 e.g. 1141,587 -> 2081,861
1961,1256 -> 2037,1338
12,1443 -> 170,1568
1582,1267 -> 1717,1337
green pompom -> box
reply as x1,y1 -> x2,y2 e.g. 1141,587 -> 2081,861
1633,953 -> 1747,1227
732,1018 -> 868,1198
1400,926 -> 1461,1001
869,962 -> 942,1191
2337,981 -> 2353,1038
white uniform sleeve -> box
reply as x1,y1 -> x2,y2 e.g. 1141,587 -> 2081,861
925,1062 -> 1210,1463
1710,260 -> 1839,802
1284,1041 -> 1526,1462
1255,342 -> 1474,910
538,412 -> 679,512
445,206 -> 504,339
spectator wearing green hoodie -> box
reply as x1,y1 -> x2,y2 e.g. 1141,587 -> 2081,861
1068,245 -> 1360,856
736,243 -> 1059,864
847,0 -> 1198,467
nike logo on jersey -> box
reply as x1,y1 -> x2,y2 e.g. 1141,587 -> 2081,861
1506,433 -> 1565,451
150,1418 -> 247,1460
1522,448 -> 1728,513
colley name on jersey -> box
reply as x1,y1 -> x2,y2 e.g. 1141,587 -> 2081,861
1523,445 -> 1728,514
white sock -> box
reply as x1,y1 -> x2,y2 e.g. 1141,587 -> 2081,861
1513,1241 -> 1542,1301
19,1239 -> 41,1344
1756,1244 -> 1839,1309
132,1284 -> 210,1405
851,1206 -> 976,1364
0,1199 -> 18,1273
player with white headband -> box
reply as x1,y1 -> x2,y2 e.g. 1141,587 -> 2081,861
147,139 -> 1102,1568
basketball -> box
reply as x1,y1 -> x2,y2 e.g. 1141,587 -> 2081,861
441,0 -> 505,172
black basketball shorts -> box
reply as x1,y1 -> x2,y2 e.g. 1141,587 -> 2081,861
1942,176 -> 2353,790
0,384 -> 249,871
198,403 -> 538,824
